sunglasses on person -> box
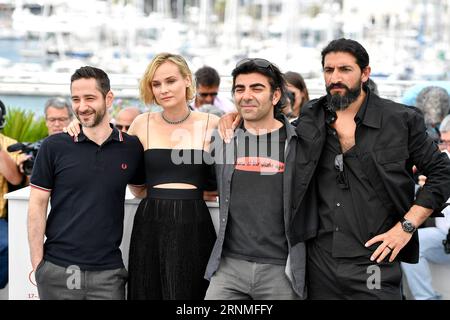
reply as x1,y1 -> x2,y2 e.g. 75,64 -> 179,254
334,153 -> 349,189
197,92 -> 218,98
235,58 -> 277,72
115,124 -> 130,131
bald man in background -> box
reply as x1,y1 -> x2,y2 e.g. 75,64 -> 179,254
114,107 -> 141,132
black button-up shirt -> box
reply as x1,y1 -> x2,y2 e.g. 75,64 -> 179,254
294,88 -> 450,263
315,93 -> 395,257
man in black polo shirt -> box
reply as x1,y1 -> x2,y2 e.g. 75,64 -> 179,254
28,66 -> 145,300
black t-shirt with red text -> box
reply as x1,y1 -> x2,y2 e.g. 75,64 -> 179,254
224,125 -> 288,265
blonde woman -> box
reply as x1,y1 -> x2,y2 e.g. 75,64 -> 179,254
126,53 -> 219,299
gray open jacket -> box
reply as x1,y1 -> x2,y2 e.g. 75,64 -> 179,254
204,115 -> 306,299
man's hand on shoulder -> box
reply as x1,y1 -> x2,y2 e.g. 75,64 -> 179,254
63,118 -> 81,137
218,112 -> 240,143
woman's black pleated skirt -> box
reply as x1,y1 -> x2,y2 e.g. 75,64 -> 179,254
127,196 -> 216,300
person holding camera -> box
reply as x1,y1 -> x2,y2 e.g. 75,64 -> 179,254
0,99 -> 26,289
10,141 -> 42,177
401,114 -> 450,300
16,98 -> 73,176
283,71 -> 310,121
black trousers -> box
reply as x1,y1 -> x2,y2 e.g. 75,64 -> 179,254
306,240 -> 403,300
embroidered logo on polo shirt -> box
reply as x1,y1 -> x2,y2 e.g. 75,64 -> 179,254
121,163 -> 128,170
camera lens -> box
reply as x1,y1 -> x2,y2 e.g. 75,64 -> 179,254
23,157 -> 35,176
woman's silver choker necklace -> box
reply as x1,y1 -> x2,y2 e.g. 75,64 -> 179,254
161,109 -> 191,125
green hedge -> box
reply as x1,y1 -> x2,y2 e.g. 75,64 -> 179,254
1,107 -> 48,142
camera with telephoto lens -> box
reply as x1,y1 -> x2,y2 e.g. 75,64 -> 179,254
7,140 -> 42,176
443,229 -> 450,254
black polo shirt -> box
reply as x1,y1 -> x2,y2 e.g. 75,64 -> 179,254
30,127 -> 145,270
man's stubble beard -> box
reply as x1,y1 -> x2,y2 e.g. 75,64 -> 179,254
76,106 -> 106,128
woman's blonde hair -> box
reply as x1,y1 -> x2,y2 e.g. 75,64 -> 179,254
140,52 -> 195,105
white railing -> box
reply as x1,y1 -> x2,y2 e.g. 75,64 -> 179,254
0,71 -> 438,103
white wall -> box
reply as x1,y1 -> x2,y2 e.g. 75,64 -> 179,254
5,186 -> 219,300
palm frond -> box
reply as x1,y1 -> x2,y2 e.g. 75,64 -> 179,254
1,107 -> 48,142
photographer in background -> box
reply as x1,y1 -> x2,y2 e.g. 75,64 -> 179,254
280,90 -> 295,120
0,99 -> 26,289
283,71 -> 310,120
402,115 -> 450,300
16,97 -> 72,175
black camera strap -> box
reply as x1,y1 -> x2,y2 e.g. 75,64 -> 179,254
443,227 -> 450,254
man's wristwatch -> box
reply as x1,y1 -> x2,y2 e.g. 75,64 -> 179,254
400,217 -> 417,234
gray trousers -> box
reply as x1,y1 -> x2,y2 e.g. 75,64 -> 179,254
205,256 -> 299,300
35,260 -> 127,300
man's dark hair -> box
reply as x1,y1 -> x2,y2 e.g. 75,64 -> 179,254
366,78 -> 379,95
321,38 -> 370,71
70,66 -> 110,98
231,59 -> 287,114
195,66 -> 220,88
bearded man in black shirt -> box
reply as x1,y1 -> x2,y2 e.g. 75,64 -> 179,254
293,38 -> 450,299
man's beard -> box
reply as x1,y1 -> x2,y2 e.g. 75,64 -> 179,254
76,107 -> 106,128
326,82 -> 362,112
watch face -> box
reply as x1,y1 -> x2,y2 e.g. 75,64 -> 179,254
402,220 -> 416,233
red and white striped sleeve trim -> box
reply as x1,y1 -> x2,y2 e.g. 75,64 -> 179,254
30,183 -> 52,192
128,183 -> 146,187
